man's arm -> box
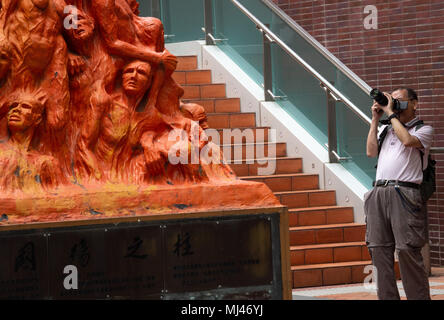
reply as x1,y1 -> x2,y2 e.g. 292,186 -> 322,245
366,102 -> 383,158
91,0 -> 162,64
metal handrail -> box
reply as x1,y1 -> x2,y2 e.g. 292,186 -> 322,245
431,148 -> 444,155
230,0 -> 372,126
260,0 -> 372,95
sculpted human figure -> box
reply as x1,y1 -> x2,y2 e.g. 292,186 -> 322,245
0,0 -> 69,130
0,91 -> 66,192
74,60 -> 158,181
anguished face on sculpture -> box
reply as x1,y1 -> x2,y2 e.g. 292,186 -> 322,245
7,96 -> 44,132
71,12 -> 95,41
122,61 -> 152,96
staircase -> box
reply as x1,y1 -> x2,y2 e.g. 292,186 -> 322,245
173,55 -> 385,289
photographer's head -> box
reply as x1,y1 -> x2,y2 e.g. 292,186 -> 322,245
391,87 -> 418,123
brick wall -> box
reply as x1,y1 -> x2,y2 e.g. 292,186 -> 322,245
273,0 -> 444,266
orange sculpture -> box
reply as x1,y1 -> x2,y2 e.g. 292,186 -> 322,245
0,0 -> 279,224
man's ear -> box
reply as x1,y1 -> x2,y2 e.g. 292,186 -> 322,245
412,100 -> 418,112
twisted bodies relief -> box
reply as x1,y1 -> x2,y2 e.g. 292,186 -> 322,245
0,0 -> 235,195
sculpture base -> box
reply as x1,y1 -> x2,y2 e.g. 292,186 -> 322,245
0,180 -> 280,226
0,205 -> 291,300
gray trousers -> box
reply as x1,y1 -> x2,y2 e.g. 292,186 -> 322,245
364,185 -> 431,300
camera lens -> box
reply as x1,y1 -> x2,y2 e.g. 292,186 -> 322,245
370,88 -> 389,106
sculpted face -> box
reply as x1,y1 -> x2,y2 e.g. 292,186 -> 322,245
72,12 -> 95,41
122,61 -> 152,96
7,98 -> 43,132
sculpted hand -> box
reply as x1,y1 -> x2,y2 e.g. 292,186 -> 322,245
68,54 -> 86,76
160,50 -> 178,73
144,148 -> 165,176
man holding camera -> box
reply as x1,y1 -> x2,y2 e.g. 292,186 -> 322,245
365,87 -> 433,300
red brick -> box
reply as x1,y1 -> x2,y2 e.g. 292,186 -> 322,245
290,250 -> 305,266
333,246 -> 362,262
305,248 -> 334,264
293,269 -> 323,288
315,227 -> 344,244
290,229 -> 316,246
323,267 -> 352,286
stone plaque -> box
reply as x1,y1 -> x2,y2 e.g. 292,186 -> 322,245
103,225 -> 163,298
165,217 -> 273,293
0,233 -> 48,299
0,212 -> 282,299
47,225 -> 163,299
48,228 -> 107,299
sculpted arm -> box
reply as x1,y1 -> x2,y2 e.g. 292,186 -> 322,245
91,0 -> 163,65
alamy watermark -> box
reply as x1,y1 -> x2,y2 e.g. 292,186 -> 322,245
364,5 -> 378,30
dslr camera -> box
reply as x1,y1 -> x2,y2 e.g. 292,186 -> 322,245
370,88 -> 409,112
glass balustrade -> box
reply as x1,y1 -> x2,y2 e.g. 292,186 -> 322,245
140,0 -> 205,43
212,0 -> 264,85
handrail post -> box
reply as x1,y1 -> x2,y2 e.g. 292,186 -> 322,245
204,0 -> 215,45
262,25 -> 274,102
326,85 -> 338,163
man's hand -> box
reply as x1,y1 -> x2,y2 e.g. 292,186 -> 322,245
380,92 -> 395,116
371,101 -> 383,121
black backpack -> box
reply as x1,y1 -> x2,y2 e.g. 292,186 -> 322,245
378,120 -> 436,202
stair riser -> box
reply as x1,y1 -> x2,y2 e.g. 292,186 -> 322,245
246,175 -> 319,192
275,191 -> 336,209
176,56 -> 198,71
221,144 -> 287,161
289,225 -> 366,246
292,262 -> 400,288
291,245 -> 369,266
183,84 -> 226,99
289,208 -> 354,227
232,158 -> 302,176
183,99 -> 241,114
209,128 -> 269,145
207,113 -> 256,129
173,70 -> 212,85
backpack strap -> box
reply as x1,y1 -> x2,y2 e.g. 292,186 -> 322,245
377,125 -> 390,156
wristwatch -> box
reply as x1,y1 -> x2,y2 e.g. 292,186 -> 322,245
387,113 -> 399,122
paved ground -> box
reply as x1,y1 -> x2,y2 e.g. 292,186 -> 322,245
292,267 -> 444,300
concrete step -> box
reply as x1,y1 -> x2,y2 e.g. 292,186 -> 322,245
289,223 -> 366,246
230,157 -> 302,176
274,190 -> 336,209
290,241 -> 370,266
182,84 -> 226,99
241,173 -> 319,192
182,98 -> 241,114
289,206 -> 354,227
